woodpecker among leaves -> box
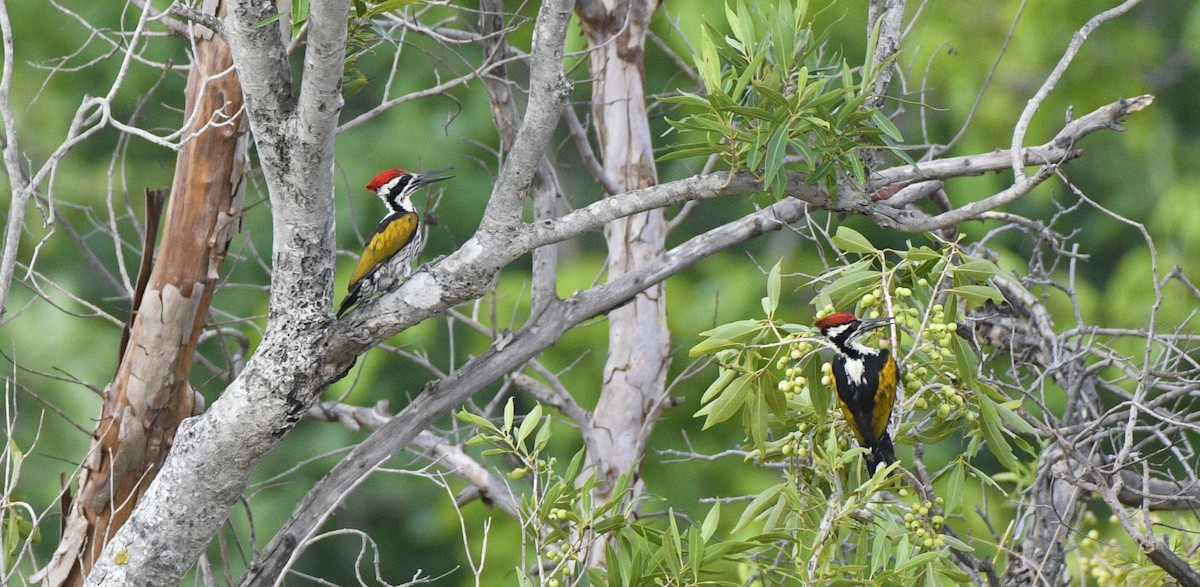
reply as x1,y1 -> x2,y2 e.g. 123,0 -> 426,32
337,167 -> 452,317
815,311 -> 899,475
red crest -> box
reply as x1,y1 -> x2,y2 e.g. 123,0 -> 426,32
366,168 -> 408,192
814,312 -> 858,330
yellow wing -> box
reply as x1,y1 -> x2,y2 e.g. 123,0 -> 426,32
871,353 -> 898,440
348,212 -> 418,288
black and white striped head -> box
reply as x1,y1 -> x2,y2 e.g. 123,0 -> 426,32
365,167 -> 452,214
815,312 -> 892,356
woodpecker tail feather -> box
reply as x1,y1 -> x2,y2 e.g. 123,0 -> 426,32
865,432 -> 897,475
337,285 -> 363,318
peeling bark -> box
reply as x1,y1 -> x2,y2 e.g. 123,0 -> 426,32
38,3 -> 246,585
577,0 -> 665,500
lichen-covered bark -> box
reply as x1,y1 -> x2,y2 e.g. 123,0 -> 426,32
38,5 -> 247,585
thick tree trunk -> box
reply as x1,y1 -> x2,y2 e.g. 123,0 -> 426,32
38,5 -> 246,584
577,0 -> 665,500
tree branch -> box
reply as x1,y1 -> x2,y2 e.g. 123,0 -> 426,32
239,196 -> 811,586
477,0 -> 573,230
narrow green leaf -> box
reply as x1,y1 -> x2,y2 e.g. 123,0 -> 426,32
732,482 -> 785,533
732,49 -> 766,100
563,451 -> 585,484
951,335 -> 978,386
871,110 -> 904,142
659,92 -> 712,108
255,12 -> 287,28
946,460 -> 966,514
456,409 -> 497,434
953,259 -> 999,281
819,269 -> 881,309
720,105 -> 779,122
765,261 -> 782,315
362,0 -> 423,19
947,285 -> 1006,306
690,319 -> 763,356
516,403 -> 543,449
831,226 -> 877,254
905,245 -> 942,262
698,26 -> 722,91
978,394 -> 1020,473
697,373 -> 753,429
761,126 -> 788,190
700,368 -> 738,404
658,144 -> 718,162
755,83 -> 791,108
502,397 -> 515,434
533,415 -> 553,452
701,502 -> 720,542
995,399 -> 1038,435
895,550 -> 943,573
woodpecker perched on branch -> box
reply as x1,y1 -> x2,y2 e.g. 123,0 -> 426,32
815,311 -> 899,474
337,167 -> 452,317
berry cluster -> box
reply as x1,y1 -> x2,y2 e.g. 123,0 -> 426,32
898,491 -> 947,550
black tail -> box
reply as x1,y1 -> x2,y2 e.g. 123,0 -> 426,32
337,286 -> 362,318
865,432 -> 897,475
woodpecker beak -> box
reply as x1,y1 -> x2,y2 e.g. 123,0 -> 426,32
853,316 -> 894,338
412,167 -> 453,189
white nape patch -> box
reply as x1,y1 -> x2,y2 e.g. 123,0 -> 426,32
826,324 -> 852,339
844,357 -> 867,386
403,272 -> 442,310
850,340 -> 880,356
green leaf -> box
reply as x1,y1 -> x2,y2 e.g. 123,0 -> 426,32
701,502 -> 720,542
805,357 -> 830,425
953,259 -> 999,281
819,269 -> 881,309
871,109 -> 904,142
755,83 -> 791,109
765,261 -> 782,316
761,126 -> 789,191
362,0 -> 423,19
700,367 -> 738,404
946,459 -> 966,514
733,482 -> 785,533
832,226 -> 877,254
996,399 -> 1038,436
341,71 -> 370,99
732,49 -> 766,100
456,409 -> 497,435
895,550 -> 943,573
951,335 -> 978,386
690,319 -> 763,356
698,26 -> 722,91
659,92 -> 712,108
947,285 -> 1006,306
564,449 -> 585,483
720,105 -> 780,122
502,397 -> 515,434
533,414 -> 553,452
905,245 -> 943,262
696,373 -> 753,429
978,394 -> 1020,473
516,403 -> 543,449
658,143 -> 718,162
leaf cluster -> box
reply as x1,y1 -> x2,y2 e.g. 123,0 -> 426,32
660,1 -> 905,197
457,401 -> 770,586
685,228 -> 1046,581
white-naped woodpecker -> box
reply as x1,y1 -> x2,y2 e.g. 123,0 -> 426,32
815,311 -> 899,474
337,167 -> 452,317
